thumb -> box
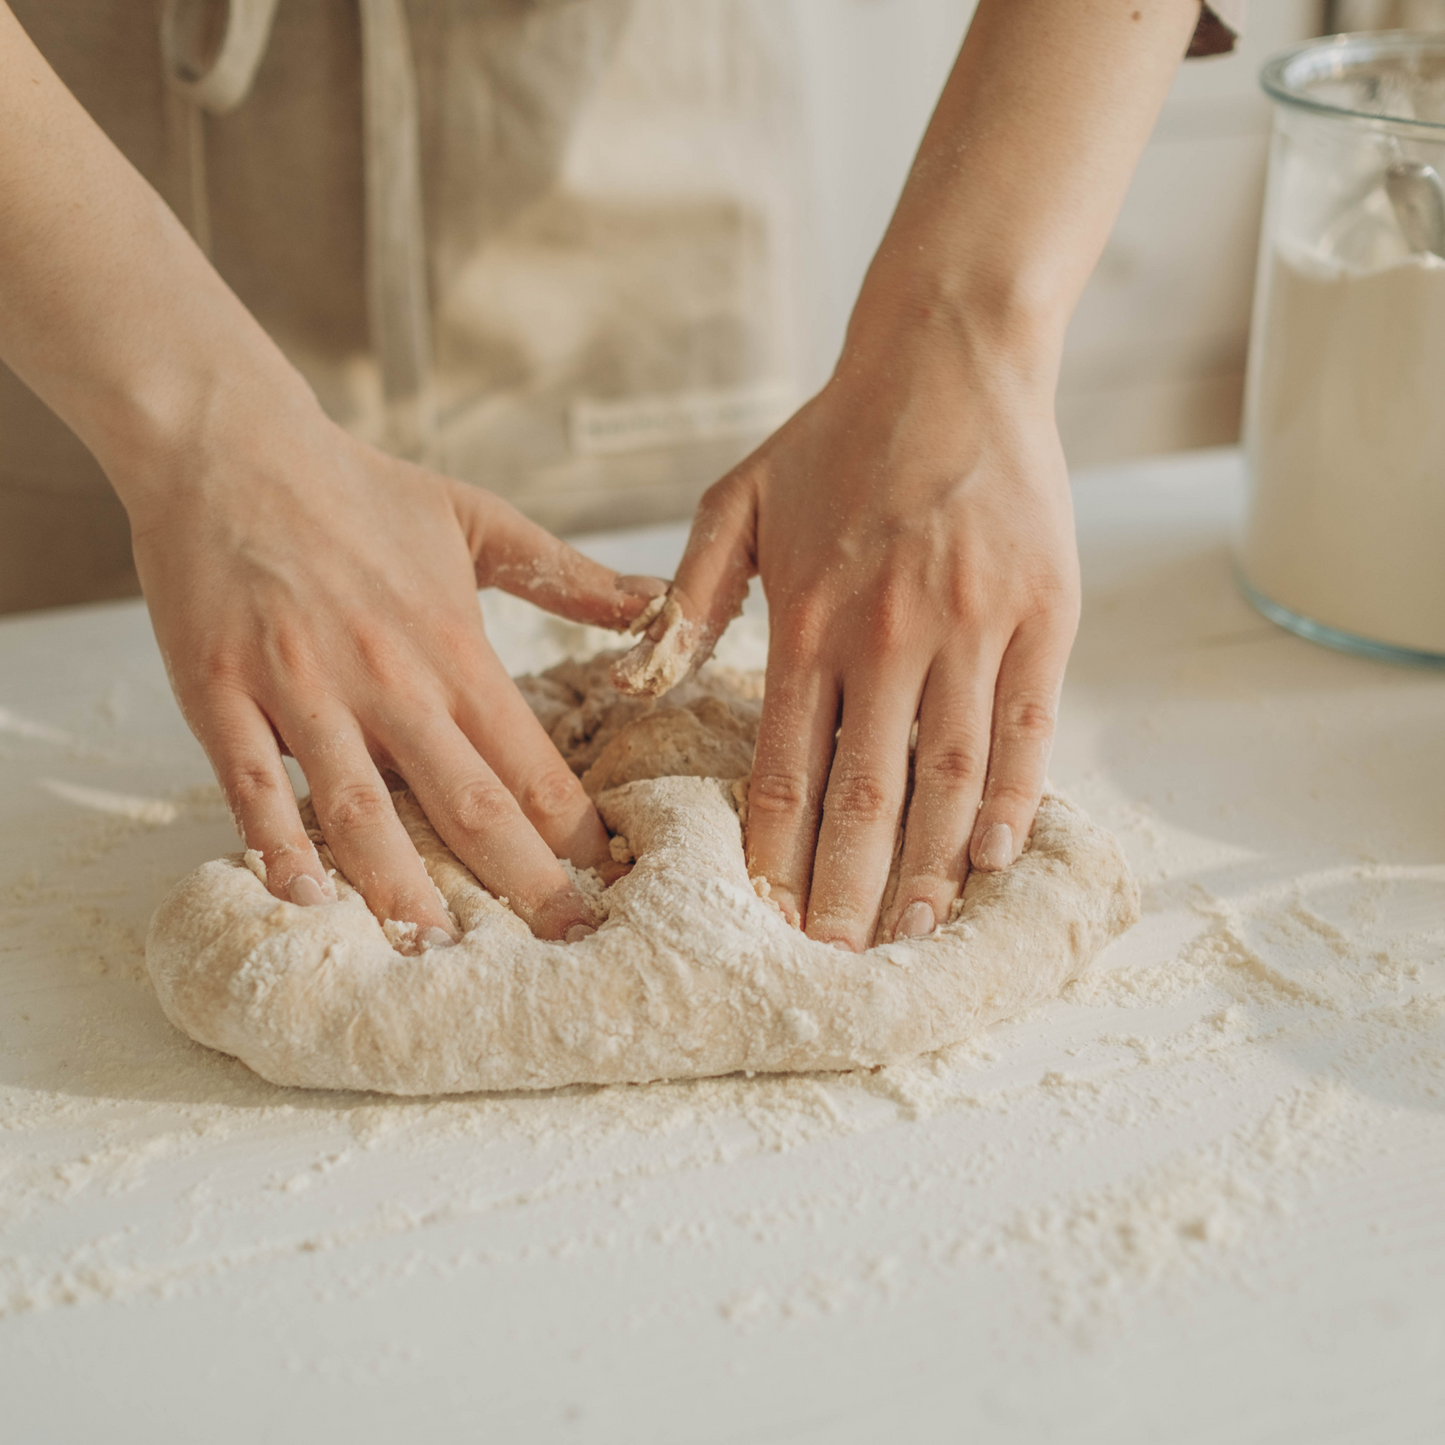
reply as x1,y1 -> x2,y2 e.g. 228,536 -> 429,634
612,470 -> 758,698
451,479 -> 668,631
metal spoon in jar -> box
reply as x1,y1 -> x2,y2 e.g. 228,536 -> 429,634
1385,159 -> 1445,258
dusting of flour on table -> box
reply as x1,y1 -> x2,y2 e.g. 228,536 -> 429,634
6,470 -> 1445,1425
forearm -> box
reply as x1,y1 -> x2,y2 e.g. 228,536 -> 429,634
847,0 -> 1200,374
0,4 -> 314,512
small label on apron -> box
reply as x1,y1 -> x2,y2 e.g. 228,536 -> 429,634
568,382 -> 795,456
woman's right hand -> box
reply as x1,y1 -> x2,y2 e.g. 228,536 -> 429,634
0,4 -> 666,946
128,397 -> 664,947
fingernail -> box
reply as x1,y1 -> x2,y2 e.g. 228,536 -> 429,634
828,939 -> 854,953
419,926 -> 456,951
289,875 -> 329,908
565,923 -> 596,944
894,900 -> 936,940
975,823 -> 1015,872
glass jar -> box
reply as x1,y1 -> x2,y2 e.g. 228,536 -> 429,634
1239,32 -> 1445,664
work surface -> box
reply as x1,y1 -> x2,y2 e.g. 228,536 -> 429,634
2,450 -> 1442,1443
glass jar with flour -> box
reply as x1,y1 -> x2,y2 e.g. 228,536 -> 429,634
1240,32 -> 1445,664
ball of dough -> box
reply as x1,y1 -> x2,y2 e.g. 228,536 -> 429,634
144,659 -> 1139,1094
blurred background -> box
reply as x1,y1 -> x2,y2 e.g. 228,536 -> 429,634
4,0 -> 1444,617
793,0 -> 1328,468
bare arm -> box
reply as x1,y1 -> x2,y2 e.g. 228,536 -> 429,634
0,4 -> 663,943
663,0 -> 1202,948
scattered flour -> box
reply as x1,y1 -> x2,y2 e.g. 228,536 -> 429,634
3,788 -> 1440,1334
2,622 -> 1443,1352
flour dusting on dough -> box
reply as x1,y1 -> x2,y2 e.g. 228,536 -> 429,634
143,654 -> 1139,1095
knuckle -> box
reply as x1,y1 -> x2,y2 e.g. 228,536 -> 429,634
247,616 -> 313,682
427,618 -> 478,666
945,571 -> 990,625
270,626 -> 313,678
914,742 -> 986,792
865,580 -> 916,649
1018,571 -> 1081,629
1002,693 -> 1058,741
447,776 -> 513,835
1052,581 -> 1083,627
351,628 -> 404,686
803,902 -> 867,950
226,762 -> 284,814
985,778 -> 1041,815
320,781 -> 394,837
825,769 -> 895,828
516,766 -> 583,825
747,769 -> 813,819
197,650 -> 248,692
893,867 -> 956,903
773,598 -> 831,659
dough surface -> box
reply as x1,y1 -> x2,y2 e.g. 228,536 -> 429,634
145,656 -> 1139,1095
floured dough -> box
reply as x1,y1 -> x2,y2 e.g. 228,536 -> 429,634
145,656 -> 1139,1095
610,594 -> 699,697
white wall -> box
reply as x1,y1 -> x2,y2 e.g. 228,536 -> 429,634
788,0 -> 1327,467
787,0 -> 974,376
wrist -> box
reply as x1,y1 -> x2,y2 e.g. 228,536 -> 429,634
840,235 -> 1072,396
98,337 -> 324,522
837,257 -> 1067,405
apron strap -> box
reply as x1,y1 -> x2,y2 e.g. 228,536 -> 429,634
160,0 -> 280,113
159,0 -> 438,463
358,0 -> 437,464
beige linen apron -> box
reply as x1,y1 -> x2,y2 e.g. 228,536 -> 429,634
0,0 -> 816,611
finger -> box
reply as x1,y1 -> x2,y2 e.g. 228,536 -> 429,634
451,480 -> 668,631
612,470 -> 757,696
668,471 -> 758,648
880,645 -> 1001,942
804,673 -> 920,952
383,713 -> 598,943
282,707 -> 458,946
451,655 -> 613,870
197,693 -> 335,907
744,646 -> 840,930
969,617 -> 1073,873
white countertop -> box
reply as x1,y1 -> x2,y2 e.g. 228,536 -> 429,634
2,449 -> 1442,1443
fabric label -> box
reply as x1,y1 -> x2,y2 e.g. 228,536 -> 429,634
568,382 -> 795,456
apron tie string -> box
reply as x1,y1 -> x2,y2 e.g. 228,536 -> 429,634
159,0 -> 438,463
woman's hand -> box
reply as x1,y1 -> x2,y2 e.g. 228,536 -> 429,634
0,4 -> 669,945
128,399 -> 662,945
654,322 -> 1079,951
616,0 -> 1201,949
